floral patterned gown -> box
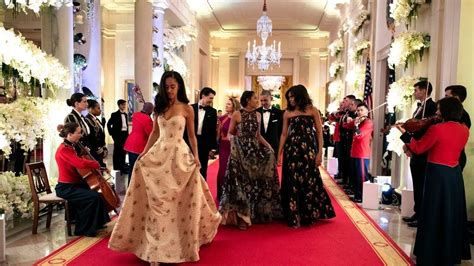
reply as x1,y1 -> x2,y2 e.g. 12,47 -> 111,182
108,115 -> 221,263
219,109 -> 281,226
281,115 -> 335,227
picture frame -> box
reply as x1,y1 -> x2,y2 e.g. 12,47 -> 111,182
124,79 -> 136,119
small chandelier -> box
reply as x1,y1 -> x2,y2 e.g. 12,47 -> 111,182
245,0 -> 282,71
257,76 -> 285,91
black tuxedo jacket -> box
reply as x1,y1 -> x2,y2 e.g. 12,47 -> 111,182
412,98 -> 437,140
184,103 -> 218,152
257,106 -> 283,153
107,110 -> 129,141
65,110 -> 91,147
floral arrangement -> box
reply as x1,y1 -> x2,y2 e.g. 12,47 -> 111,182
389,0 -> 430,27
3,0 -> 72,13
329,62 -> 344,78
328,38 -> 344,57
328,80 -> 344,99
388,31 -> 430,69
0,27 -> 71,94
163,25 -> 198,77
386,127 -> 405,156
351,40 -> 370,63
0,97 -> 69,158
351,10 -> 370,36
0,172 -> 33,220
386,76 -> 419,112
345,65 -> 365,89
327,100 -> 339,114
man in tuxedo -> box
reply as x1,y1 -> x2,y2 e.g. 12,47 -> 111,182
257,90 -> 283,154
185,87 -> 217,180
107,99 -> 129,172
402,81 -> 437,227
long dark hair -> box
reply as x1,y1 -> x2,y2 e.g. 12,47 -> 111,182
438,97 -> 463,122
66,93 -> 86,107
286,84 -> 312,111
154,71 -> 189,115
240,91 -> 255,108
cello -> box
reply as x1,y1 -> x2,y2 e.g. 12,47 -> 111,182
76,141 -> 121,212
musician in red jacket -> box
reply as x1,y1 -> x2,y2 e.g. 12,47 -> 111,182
397,97 -> 471,265
349,102 -> 373,203
123,102 -> 154,184
55,122 -> 110,237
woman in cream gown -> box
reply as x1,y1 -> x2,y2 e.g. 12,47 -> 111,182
108,71 -> 221,264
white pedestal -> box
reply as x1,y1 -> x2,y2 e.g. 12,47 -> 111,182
374,176 -> 392,185
362,181 -> 381,209
327,146 -> 334,159
112,170 -> 127,194
327,157 -> 338,177
401,188 -> 415,217
0,214 -> 5,262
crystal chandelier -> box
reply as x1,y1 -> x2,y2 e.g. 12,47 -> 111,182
245,0 -> 282,71
257,76 -> 285,92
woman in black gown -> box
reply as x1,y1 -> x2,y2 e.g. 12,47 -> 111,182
278,85 -> 335,227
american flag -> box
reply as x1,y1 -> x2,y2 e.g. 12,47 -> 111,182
363,58 -> 373,112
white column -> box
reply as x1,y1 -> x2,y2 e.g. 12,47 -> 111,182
56,6 -> 75,98
152,1 -> 168,91
82,0 -> 102,98
308,49 -> 322,108
217,49 -> 230,110
135,0 -> 153,102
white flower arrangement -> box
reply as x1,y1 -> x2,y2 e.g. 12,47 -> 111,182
351,10 -> 370,36
328,80 -> 344,99
0,171 -> 36,220
388,31 -> 430,69
351,40 -> 370,63
0,97 -> 69,158
345,65 -> 366,89
327,100 -> 340,114
3,0 -> 72,14
0,27 -> 71,93
162,25 -> 198,77
386,76 -> 419,112
328,38 -> 344,57
389,0 -> 429,27
386,127 -> 405,156
329,62 -> 344,78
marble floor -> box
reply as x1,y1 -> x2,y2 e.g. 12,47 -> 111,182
4,199 -> 473,265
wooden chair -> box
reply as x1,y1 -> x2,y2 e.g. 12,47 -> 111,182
25,162 -> 72,236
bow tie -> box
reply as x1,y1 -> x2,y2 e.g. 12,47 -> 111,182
199,105 -> 207,110
262,109 -> 271,113
417,102 -> 422,107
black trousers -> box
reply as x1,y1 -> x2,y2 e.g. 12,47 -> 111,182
197,135 -> 210,180
410,153 -> 428,217
112,132 -> 128,171
55,182 -> 110,236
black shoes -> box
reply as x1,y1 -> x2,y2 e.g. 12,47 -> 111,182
351,198 -> 362,203
402,214 -> 417,223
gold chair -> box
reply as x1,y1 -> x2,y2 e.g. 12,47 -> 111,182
25,162 -> 72,236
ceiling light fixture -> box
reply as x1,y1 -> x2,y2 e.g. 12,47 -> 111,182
245,0 -> 282,71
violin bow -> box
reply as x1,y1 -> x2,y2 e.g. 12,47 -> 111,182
368,101 -> 387,114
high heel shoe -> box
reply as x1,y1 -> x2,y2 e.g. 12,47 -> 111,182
150,262 -> 160,266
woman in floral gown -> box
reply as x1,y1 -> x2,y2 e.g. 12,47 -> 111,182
216,97 -> 240,201
219,91 -> 281,230
278,85 -> 335,227
108,71 -> 221,264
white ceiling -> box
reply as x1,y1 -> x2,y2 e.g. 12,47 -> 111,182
193,0 -> 341,37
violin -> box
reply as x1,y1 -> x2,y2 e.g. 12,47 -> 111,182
76,141 -> 121,212
398,116 -> 442,133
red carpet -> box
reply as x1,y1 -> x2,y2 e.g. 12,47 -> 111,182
35,160 -> 413,265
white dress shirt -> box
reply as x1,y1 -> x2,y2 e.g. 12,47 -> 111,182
73,109 -> 90,135
197,105 -> 206,135
262,108 -> 271,133
120,112 -> 127,131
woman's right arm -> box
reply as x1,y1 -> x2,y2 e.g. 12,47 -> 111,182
277,111 -> 289,165
139,115 -> 160,158
60,147 -> 100,169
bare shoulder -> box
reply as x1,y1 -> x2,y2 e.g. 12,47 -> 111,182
184,104 -> 194,117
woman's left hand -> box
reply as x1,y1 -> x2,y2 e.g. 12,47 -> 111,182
316,154 -> 322,166
194,157 -> 201,168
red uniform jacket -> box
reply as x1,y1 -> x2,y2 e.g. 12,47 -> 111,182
56,143 -> 100,183
124,112 -> 153,154
350,118 -> 373,159
407,121 -> 469,167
